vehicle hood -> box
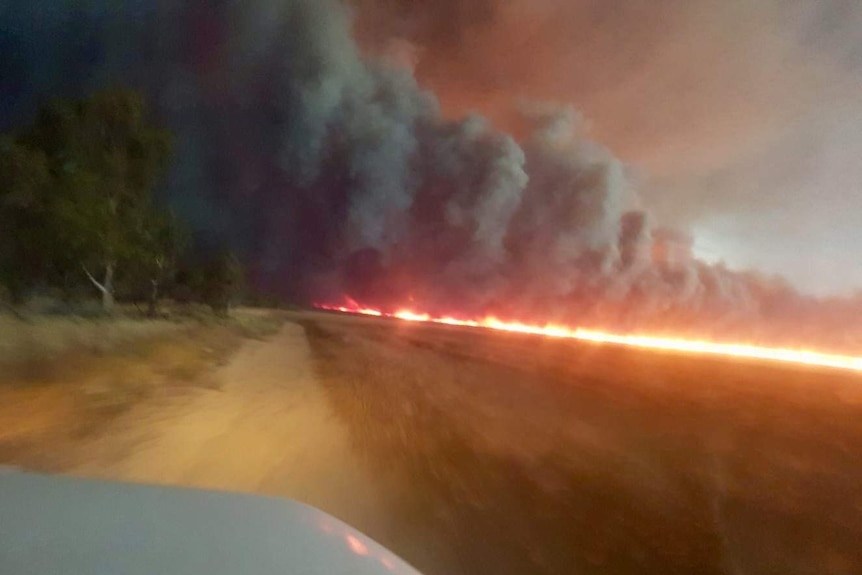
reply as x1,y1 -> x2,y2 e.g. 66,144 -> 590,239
0,470 -> 421,575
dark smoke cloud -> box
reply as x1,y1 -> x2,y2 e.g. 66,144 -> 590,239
352,0 -> 862,296
2,0 -> 860,348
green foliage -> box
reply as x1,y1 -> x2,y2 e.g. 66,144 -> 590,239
199,252 -> 244,316
124,206 -> 190,315
174,252 -> 245,316
137,207 -> 190,279
28,89 -> 172,274
0,89 -> 183,312
0,136 -> 50,208
0,137 -> 52,301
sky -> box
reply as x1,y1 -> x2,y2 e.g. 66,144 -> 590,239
352,0 -> 862,295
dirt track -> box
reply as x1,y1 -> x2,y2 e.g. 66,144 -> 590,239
67,321 -> 391,539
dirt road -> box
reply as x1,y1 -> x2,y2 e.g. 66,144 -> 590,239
68,321 -> 391,540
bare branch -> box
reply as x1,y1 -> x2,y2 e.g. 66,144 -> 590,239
82,265 -> 107,294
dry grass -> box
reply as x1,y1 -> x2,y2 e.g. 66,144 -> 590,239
301,314 -> 862,575
0,306 -> 284,374
0,307 -> 285,467
0,315 -> 181,366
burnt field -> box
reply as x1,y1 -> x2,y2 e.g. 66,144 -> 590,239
300,311 -> 862,575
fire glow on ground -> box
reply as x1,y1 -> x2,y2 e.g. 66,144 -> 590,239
315,303 -> 862,374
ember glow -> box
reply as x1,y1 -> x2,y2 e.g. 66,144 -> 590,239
316,304 -> 862,373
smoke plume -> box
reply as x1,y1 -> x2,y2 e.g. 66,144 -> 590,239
1,0 -> 860,348
352,0 -> 862,296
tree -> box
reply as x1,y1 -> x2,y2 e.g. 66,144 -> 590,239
199,252 -> 245,316
136,207 -> 189,317
0,136 -> 52,303
25,89 -> 172,312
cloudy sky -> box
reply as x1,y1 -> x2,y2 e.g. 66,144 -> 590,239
353,0 -> 862,295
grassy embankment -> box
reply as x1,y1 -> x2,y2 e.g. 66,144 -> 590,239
0,306 -> 284,466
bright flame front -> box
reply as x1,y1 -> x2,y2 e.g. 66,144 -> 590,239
315,303 -> 862,374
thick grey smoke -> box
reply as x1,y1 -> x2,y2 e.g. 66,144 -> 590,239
352,0 -> 862,297
1,0 -> 860,347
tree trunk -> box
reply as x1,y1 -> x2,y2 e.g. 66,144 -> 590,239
82,261 -> 115,314
147,279 -> 159,317
102,263 -> 115,314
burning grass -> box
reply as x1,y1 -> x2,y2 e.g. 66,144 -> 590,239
301,313 -> 862,575
316,304 -> 862,373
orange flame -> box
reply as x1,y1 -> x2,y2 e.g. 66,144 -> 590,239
315,303 -> 862,373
